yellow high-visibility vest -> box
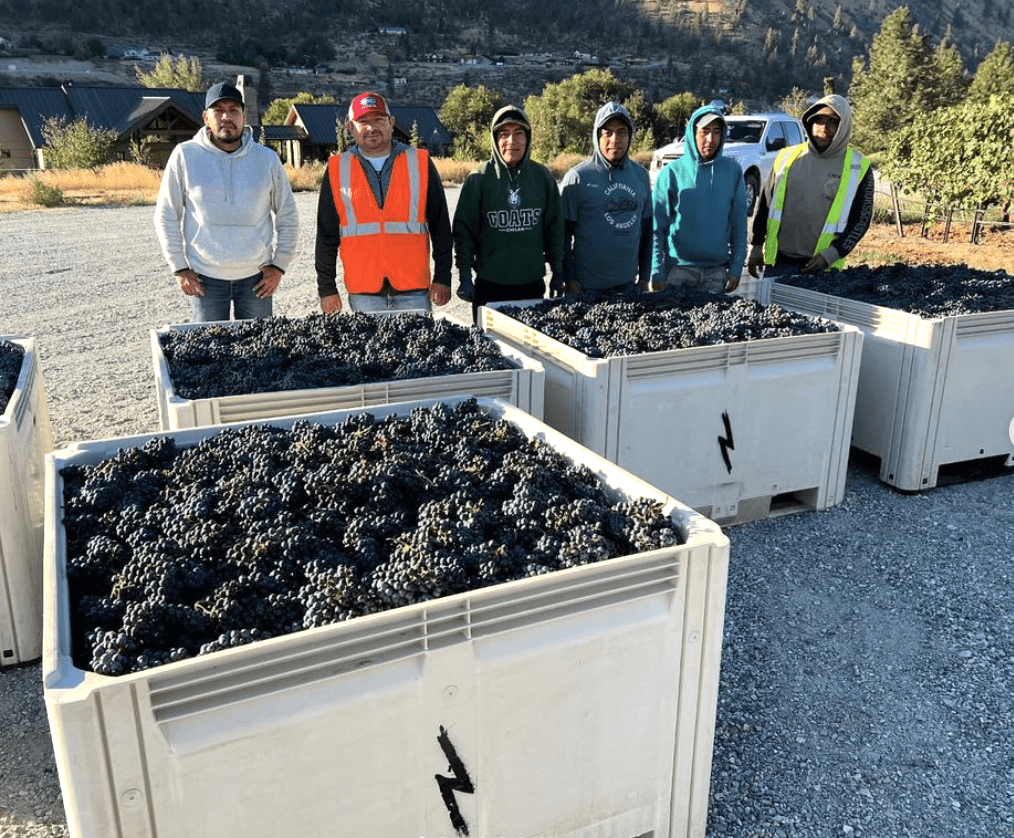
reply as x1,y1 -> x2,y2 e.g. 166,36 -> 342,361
764,143 -> 871,269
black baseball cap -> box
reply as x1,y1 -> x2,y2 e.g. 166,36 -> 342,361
205,82 -> 243,110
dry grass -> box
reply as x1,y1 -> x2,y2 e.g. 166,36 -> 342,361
0,162 -> 162,211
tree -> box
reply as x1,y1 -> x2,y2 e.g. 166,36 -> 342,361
922,35 -> 969,110
778,87 -> 810,118
881,96 -> 1014,211
41,116 -> 117,169
135,53 -> 203,91
262,92 -> 335,125
653,92 -> 701,144
967,41 -> 1014,103
439,83 -> 503,161
849,7 -> 936,155
524,68 -> 641,161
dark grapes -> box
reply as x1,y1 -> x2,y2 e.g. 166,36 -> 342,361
0,339 -> 25,416
62,399 -> 685,677
159,313 -> 514,400
494,287 -> 839,358
778,263 -> 1014,318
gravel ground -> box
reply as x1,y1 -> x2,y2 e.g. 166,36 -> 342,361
1,191 -> 1012,838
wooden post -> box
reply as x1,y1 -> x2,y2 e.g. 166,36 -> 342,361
891,184 -> 904,237
943,208 -> 952,243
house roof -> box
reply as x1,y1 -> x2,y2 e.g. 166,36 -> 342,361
260,124 -> 307,142
287,102 -> 451,147
0,85 -> 205,147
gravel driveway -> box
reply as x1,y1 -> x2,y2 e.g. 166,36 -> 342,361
1,191 -> 1011,838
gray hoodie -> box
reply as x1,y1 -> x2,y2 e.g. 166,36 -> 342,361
154,126 -> 299,279
560,102 -> 652,289
751,93 -> 873,265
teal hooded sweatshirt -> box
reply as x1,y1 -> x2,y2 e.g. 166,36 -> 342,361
650,104 -> 748,284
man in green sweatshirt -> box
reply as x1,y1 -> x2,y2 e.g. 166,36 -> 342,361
452,105 -> 564,323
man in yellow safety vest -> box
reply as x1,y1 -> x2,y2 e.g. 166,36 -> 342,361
747,94 -> 873,281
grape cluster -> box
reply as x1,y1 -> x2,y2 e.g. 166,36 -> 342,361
0,339 -> 25,416
779,263 -> 1014,318
160,313 -> 513,401
62,399 -> 684,676
495,287 -> 839,358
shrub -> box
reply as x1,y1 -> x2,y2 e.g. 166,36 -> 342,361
27,177 -> 64,207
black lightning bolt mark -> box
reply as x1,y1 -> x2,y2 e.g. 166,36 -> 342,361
435,725 -> 474,836
718,410 -> 735,474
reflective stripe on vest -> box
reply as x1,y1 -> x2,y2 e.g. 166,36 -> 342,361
328,147 -> 432,293
764,144 -> 871,270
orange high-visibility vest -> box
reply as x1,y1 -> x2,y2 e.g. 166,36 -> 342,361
328,147 -> 431,293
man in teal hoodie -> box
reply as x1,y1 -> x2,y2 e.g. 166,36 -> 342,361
560,102 -> 652,294
650,103 -> 747,294
453,105 -> 564,322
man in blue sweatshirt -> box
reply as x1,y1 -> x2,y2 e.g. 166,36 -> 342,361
560,102 -> 652,293
650,103 -> 747,294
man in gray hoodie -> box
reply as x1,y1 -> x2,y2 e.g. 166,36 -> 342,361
560,102 -> 652,293
747,93 -> 873,280
154,81 -> 299,321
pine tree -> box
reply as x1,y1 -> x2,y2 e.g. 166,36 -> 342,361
967,41 -> 1014,103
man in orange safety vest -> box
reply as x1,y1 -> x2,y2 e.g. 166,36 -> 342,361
315,91 -> 453,313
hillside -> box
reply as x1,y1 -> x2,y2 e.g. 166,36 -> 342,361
1,0 -> 1011,108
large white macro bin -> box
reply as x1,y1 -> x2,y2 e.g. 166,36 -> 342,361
151,315 -> 544,430
758,281 -> 1014,491
44,397 -> 729,838
0,336 -> 52,666
481,304 -> 863,525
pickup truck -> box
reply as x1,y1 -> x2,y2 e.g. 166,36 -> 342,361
648,112 -> 806,215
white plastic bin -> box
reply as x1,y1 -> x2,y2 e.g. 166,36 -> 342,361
481,304 -> 863,524
44,397 -> 728,838
758,280 -> 1014,490
0,336 -> 52,666
151,314 -> 545,429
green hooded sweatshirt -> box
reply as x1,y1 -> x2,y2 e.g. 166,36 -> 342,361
452,105 -> 564,287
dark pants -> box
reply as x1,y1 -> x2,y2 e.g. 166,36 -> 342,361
471,277 -> 546,325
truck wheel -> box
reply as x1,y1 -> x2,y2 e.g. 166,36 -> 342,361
744,171 -> 760,216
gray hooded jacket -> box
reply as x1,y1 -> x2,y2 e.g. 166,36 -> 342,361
560,102 -> 652,289
750,93 -> 874,266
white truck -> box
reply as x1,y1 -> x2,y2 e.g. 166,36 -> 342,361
648,112 -> 806,215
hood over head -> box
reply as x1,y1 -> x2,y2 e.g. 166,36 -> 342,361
684,104 -> 727,165
802,94 -> 852,156
592,101 -> 634,168
490,105 -> 532,170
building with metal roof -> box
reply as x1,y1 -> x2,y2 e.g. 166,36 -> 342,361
0,81 -> 451,172
279,102 -> 451,165
0,83 -> 207,170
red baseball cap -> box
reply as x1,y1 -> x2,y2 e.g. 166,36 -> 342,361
348,91 -> 391,121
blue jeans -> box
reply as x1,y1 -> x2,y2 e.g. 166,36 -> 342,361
348,289 -> 432,312
189,274 -> 272,322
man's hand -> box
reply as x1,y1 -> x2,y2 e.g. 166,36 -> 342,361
565,280 -> 583,295
549,273 -> 565,298
430,283 -> 451,306
320,294 -> 342,314
724,271 -> 740,293
802,254 -> 829,274
649,276 -> 666,292
176,269 -> 203,297
457,273 -> 475,302
747,255 -> 764,279
255,265 -> 283,298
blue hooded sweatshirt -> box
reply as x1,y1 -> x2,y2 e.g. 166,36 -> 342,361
650,104 -> 748,284
561,102 -> 652,290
